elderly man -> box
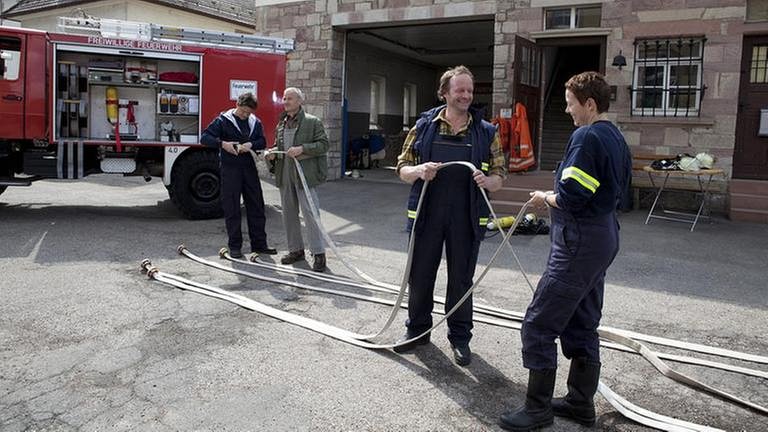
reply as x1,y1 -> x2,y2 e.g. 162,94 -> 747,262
201,92 -> 276,258
268,87 -> 329,272
394,65 -> 506,366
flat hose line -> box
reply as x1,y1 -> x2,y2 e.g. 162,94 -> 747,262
142,154 -> 766,429
177,246 -> 768,381
171,247 -> 768,415
139,261 -> 726,432
237,248 -> 768,367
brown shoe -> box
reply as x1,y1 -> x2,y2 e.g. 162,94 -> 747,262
311,253 -> 326,272
281,250 -> 305,265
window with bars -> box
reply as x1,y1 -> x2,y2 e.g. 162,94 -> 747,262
631,37 -> 706,117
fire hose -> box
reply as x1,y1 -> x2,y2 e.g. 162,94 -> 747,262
139,260 -> 738,432
140,153 -> 766,430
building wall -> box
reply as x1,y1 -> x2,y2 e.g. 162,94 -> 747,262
604,0 -> 747,182
12,0 -> 253,33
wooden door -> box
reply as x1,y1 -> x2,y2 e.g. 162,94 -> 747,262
513,35 -> 542,155
735,35 -> 768,180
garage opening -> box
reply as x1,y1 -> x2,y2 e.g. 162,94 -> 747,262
342,19 -> 494,177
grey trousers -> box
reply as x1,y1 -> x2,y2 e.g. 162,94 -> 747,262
280,160 -> 325,255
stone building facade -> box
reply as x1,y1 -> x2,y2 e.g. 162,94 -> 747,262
249,0 -> 767,221
7,0 -> 768,220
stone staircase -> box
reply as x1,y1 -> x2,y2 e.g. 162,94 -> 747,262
729,179 -> 768,224
539,98 -> 574,171
489,170 -> 554,217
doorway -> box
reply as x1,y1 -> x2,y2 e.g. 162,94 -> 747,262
537,38 -> 604,170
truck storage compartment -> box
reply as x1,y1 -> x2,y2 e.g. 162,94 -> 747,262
53,47 -> 201,144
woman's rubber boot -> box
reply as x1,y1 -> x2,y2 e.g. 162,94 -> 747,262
499,368 -> 556,431
551,358 -> 600,426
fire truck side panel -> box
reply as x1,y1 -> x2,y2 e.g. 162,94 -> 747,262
25,32 -> 48,140
200,48 -> 286,148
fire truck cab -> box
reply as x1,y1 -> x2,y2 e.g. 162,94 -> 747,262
0,18 -> 291,219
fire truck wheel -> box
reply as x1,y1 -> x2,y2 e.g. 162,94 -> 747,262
169,150 -> 223,220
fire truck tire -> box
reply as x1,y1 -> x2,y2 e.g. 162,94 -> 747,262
169,150 -> 223,220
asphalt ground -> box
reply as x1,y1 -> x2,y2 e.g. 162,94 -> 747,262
1,170 -> 766,431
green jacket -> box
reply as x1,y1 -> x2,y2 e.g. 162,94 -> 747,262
273,108 -> 329,188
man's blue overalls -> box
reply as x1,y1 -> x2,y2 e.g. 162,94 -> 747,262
407,132 -> 480,347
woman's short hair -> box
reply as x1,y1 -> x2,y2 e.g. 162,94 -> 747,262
565,71 -> 611,113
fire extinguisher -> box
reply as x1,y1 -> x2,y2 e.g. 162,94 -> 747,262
106,86 -> 119,124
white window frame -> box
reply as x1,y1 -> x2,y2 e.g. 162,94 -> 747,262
543,5 -> 602,30
369,75 -> 386,129
631,38 -> 705,117
402,83 -> 417,130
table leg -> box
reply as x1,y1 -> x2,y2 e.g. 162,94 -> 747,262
645,172 -> 670,225
690,174 -> 715,232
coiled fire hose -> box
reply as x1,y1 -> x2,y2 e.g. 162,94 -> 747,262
141,152 -> 766,430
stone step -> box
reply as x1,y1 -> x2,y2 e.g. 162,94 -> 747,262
729,208 -> 768,224
730,192 -> 768,212
729,178 -> 768,195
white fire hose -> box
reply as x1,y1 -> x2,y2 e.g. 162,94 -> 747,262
139,152 -> 766,430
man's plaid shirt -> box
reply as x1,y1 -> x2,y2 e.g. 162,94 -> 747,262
396,108 -> 507,178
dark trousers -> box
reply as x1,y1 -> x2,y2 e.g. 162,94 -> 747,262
521,208 -> 619,370
406,191 -> 480,346
220,161 -> 268,252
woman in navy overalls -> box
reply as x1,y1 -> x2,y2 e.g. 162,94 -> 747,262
500,72 -> 632,431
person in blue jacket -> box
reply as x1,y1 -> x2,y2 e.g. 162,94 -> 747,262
500,72 -> 632,431
201,92 -> 276,258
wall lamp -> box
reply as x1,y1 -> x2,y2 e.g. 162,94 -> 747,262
612,50 -> 627,70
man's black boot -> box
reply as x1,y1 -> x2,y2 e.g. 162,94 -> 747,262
499,368 -> 556,431
551,357 -> 600,426
392,332 -> 430,353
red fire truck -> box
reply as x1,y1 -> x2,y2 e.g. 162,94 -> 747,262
0,17 -> 291,219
